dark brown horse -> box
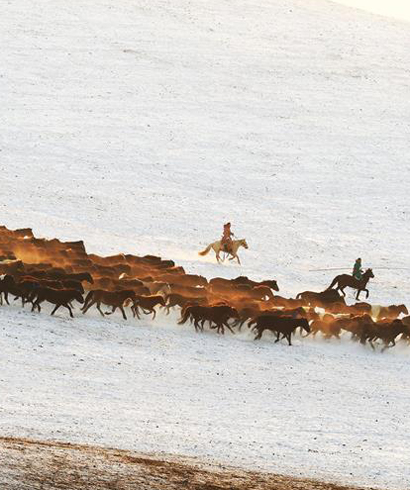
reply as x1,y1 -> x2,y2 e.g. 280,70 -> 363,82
54,271 -> 94,284
20,276 -> 84,294
327,269 -> 374,300
82,289 -> 136,320
252,317 -> 310,345
296,289 -> 344,307
360,319 -> 409,352
0,274 -> 25,305
131,295 -> 166,319
163,293 -> 207,315
178,305 -> 239,334
31,287 -> 84,317
232,276 -> 279,292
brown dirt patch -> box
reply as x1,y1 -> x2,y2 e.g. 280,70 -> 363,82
0,436 -> 382,490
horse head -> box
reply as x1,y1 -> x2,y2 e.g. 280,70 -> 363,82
85,272 -> 94,284
399,304 -> 408,315
75,291 -> 85,304
240,239 -> 249,249
299,318 -> 310,333
364,268 -> 374,279
264,280 -> 279,291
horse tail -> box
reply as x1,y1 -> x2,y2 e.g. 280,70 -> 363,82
198,243 -> 212,256
326,276 -> 339,290
178,306 -> 191,325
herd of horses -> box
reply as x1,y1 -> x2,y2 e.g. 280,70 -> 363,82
0,226 -> 409,352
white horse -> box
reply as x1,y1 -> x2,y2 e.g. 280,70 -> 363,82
199,239 -> 248,264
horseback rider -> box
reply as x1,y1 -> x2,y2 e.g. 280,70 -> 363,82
221,222 -> 234,253
353,258 -> 363,280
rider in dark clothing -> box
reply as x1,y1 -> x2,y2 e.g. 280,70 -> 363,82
353,258 -> 363,280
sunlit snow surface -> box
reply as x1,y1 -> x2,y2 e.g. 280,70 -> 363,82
1,0 -> 410,488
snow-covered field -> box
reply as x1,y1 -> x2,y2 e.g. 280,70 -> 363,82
1,304 -> 409,489
1,0 -> 410,488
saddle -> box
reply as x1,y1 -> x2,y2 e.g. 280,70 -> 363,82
222,241 -> 232,254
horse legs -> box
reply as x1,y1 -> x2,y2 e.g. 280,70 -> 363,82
82,299 -> 96,314
32,299 -> 42,313
63,303 -> 74,318
50,304 -> 60,316
151,308 -> 156,320
223,321 -> 235,334
381,341 -> 391,353
133,304 -> 141,319
287,333 -> 292,346
193,317 -> 201,332
105,306 -> 116,315
119,306 -> 127,320
364,289 -> 370,299
67,304 -> 74,318
96,302 -> 105,317
234,318 -> 246,331
339,287 -> 346,297
237,319 -> 246,331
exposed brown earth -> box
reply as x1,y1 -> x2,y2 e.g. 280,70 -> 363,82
0,437 -> 381,490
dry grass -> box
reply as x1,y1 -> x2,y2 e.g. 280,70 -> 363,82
0,437 -> 381,490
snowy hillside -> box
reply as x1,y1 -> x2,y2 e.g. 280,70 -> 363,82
1,0 -> 410,488
2,0 -> 410,302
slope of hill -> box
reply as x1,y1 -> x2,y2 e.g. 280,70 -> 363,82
1,0 -> 410,302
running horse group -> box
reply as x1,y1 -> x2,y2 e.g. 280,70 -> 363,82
1,225 -> 408,351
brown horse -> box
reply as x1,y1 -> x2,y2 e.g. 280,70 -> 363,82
376,304 -> 408,321
327,269 -> 375,300
178,305 -> 239,334
0,274 -> 25,305
296,289 -> 344,307
163,294 -> 206,315
131,295 -> 166,319
232,276 -> 279,292
31,287 -> 84,317
82,289 -> 136,320
252,317 -> 310,345
360,319 -> 409,352
238,285 -> 275,301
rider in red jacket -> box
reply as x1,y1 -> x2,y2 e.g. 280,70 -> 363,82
221,222 -> 234,252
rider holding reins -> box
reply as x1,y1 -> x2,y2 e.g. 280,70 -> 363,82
353,258 -> 363,280
221,222 -> 234,253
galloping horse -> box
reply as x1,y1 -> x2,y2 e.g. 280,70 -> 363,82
199,239 -> 248,264
327,268 -> 375,300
